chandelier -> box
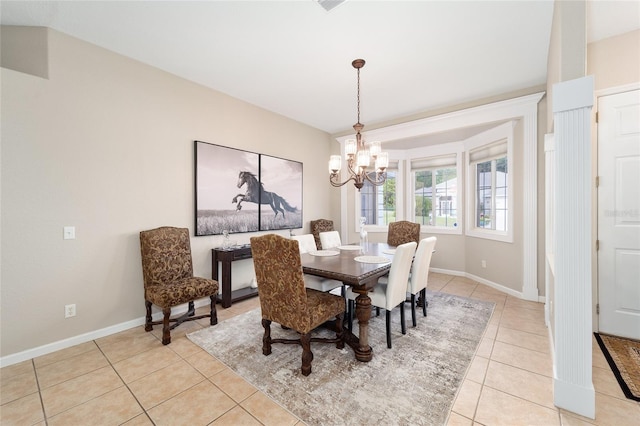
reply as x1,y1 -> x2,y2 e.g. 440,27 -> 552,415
329,59 -> 388,191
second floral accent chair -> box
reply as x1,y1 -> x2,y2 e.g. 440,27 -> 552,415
387,221 -> 421,247
250,234 -> 345,376
310,219 -> 334,249
139,226 -> 219,345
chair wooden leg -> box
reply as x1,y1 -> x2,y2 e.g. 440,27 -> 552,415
188,301 -> 195,317
300,333 -> 313,376
421,288 -> 428,316
400,301 -> 406,335
262,319 -> 272,355
209,296 -> 218,325
410,294 -> 417,327
335,312 -> 345,349
144,301 -> 153,332
162,308 -> 171,345
385,311 -> 392,348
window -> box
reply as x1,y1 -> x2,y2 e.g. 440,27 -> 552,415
360,169 -> 397,226
466,121 -> 514,242
475,158 -> 508,231
358,159 -> 401,227
411,153 -> 459,231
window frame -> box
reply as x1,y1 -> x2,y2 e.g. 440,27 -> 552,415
354,158 -> 404,232
408,145 -> 463,235
465,121 -> 515,242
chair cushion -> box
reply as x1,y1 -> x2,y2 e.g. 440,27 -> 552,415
146,277 -> 218,308
304,275 -> 343,292
304,289 -> 345,333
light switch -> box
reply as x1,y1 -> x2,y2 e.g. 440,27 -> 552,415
63,226 -> 76,240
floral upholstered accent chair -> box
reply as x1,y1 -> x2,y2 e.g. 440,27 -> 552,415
387,221 -> 421,247
139,227 -> 219,345
250,233 -> 345,376
310,218 -> 334,249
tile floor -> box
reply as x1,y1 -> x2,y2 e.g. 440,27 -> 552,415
2,274 -> 639,425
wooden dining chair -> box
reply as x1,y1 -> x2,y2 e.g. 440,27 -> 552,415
387,221 -> 421,246
291,234 -> 344,294
139,227 -> 219,345
346,241 -> 417,348
250,234 -> 345,376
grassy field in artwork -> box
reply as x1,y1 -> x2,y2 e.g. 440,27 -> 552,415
197,209 -> 302,235
197,210 -> 259,235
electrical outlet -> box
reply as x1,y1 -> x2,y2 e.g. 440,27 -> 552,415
65,304 -> 76,318
63,226 -> 76,240
481,260 -> 486,268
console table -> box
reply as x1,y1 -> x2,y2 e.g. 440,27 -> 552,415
211,244 -> 259,308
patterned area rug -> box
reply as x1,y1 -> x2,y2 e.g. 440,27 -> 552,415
188,291 -> 494,425
594,333 -> 640,401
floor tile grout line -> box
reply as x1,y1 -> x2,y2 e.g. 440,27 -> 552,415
93,337 -> 157,425
31,358 -> 48,426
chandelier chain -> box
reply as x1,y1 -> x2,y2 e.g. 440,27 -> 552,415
356,67 -> 361,125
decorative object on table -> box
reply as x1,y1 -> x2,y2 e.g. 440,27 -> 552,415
194,141 -> 302,235
387,220 -> 421,246
139,226 -> 218,345
329,59 -> 389,191
188,290 -> 495,425
319,230 -> 342,249
250,234 -> 346,376
347,241 -> 417,348
594,333 -> 640,401
359,216 -> 368,248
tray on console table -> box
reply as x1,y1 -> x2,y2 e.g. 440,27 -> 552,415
211,244 -> 258,308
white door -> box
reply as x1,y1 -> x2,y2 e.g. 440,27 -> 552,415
598,89 -> 640,339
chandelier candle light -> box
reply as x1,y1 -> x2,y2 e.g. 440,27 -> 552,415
329,59 -> 389,191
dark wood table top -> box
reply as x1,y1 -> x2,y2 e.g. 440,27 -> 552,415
300,242 -> 394,289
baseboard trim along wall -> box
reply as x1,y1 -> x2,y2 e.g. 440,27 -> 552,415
0,299 -> 211,368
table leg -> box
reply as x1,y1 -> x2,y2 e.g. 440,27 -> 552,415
353,292 -> 373,362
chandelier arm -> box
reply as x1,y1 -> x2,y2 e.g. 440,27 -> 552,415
362,170 -> 387,186
329,173 -> 356,188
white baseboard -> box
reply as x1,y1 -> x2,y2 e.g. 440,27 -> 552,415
432,267 -> 546,303
0,299 -> 212,368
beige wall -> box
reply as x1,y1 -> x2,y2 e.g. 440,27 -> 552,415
0,27 -> 335,357
588,29 -> 640,91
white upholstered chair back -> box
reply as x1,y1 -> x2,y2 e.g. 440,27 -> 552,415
384,241 -> 417,311
408,237 -> 437,295
319,231 -> 342,249
291,234 -> 318,254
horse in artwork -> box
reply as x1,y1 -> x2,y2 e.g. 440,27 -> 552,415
232,171 -> 297,218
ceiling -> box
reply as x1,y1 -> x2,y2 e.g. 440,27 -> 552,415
2,1 -> 639,142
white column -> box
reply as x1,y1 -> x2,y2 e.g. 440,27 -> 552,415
522,104 -> 540,301
552,76 -> 595,418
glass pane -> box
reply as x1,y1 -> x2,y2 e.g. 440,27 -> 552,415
414,170 -> 432,225
360,171 -> 396,225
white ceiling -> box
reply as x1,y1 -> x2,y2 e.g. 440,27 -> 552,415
2,1 -> 638,140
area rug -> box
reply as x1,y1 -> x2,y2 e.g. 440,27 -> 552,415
594,333 -> 640,401
188,291 -> 494,425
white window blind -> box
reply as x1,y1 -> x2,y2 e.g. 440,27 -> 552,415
469,139 -> 507,163
410,154 -> 457,171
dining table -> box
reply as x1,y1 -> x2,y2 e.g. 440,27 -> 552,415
300,241 -> 396,362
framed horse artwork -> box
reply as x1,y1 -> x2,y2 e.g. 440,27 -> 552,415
194,141 -> 303,236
